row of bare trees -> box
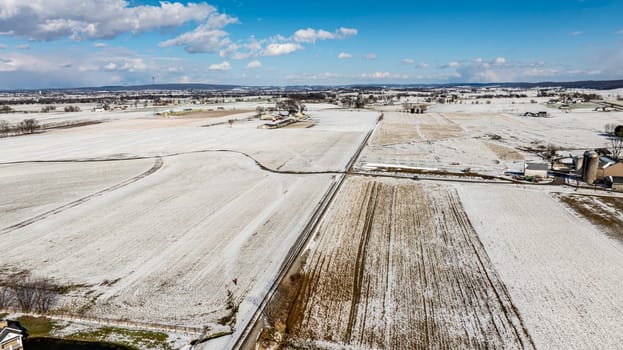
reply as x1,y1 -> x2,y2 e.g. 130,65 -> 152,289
0,118 -> 40,137
0,275 -> 61,313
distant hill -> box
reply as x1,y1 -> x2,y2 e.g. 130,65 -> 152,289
4,79 -> 623,93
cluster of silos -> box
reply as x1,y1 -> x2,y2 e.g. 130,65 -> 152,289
579,151 -> 600,184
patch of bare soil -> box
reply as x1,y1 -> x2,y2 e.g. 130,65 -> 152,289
554,193 -> 623,242
484,142 -> 525,161
261,176 -> 534,349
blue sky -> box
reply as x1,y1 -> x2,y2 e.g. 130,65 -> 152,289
0,0 -> 622,88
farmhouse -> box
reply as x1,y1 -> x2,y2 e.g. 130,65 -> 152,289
524,162 -> 548,178
0,320 -> 27,350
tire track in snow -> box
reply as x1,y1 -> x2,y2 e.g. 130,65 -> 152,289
1,157 -> 163,234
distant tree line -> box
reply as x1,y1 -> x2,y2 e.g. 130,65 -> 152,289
0,118 -> 40,137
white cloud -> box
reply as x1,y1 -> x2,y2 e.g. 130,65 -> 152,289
402,58 -> 415,64
102,58 -> 146,72
0,44 -> 7,49
220,27 -> 357,60
0,0 -> 216,41
246,60 -> 262,69
365,53 -> 377,60
617,29 -> 623,34
361,72 -> 408,79
293,27 -> 357,43
338,52 -> 352,59
337,27 -> 358,37
93,42 -> 108,48
418,63 -> 429,69
494,57 -> 506,64
208,61 -> 231,71
446,61 -> 460,68
16,44 -> 30,50
159,14 -> 238,53
262,43 -> 302,56
569,31 -> 583,36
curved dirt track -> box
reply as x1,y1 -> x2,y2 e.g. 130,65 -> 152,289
1,157 -> 163,234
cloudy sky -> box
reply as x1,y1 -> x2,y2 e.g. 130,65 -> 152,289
0,0 -> 622,89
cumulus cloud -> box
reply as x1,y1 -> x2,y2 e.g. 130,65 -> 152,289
293,27 -> 357,43
102,58 -> 146,72
401,58 -> 415,64
208,61 -> 231,71
494,57 -> 506,64
0,0 -> 215,41
262,43 -> 302,56
418,62 -> 429,69
246,60 -> 262,69
337,52 -> 352,59
16,44 -> 30,50
93,42 -> 108,48
365,53 -> 377,60
159,13 -> 238,53
220,27 -> 358,59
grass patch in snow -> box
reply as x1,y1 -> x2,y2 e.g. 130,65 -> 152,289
16,316 -> 57,337
66,326 -> 171,350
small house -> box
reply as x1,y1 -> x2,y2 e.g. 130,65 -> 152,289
0,320 -> 28,350
524,162 -> 548,178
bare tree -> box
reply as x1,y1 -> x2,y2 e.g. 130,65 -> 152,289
0,287 -> 14,310
610,135 -> 623,160
0,120 -> 9,137
255,106 -> 265,118
605,123 -> 616,135
9,275 -> 59,313
19,119 -> 40,134
276,99 -> 303,114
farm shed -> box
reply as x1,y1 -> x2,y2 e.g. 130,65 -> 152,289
0,320 -> 27,350
598,159 -> 623,178
524,162 -> 548,178
605,176 -> 623,191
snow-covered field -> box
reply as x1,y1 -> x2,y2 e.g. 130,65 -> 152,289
2,96 -> 623,349
0,104 -> 379,346
359,104 -> 623,175
456,184 -> 623,349
259,99 -> 623,349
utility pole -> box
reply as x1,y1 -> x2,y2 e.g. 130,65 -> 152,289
152,76 -> 156,115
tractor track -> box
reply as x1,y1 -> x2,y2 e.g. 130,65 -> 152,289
1,157 -> 163,235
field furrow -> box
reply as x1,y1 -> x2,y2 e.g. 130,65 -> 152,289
284,176 -> 533,349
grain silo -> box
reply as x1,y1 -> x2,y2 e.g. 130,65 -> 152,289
583,151 -> 599,185
574,156 -> 584,173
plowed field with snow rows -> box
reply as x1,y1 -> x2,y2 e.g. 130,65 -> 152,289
286,176 -> 534,349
